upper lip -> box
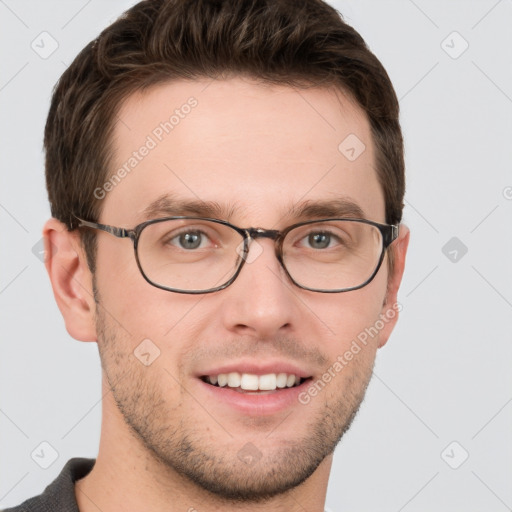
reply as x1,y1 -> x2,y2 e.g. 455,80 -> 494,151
196,360 -> 312,379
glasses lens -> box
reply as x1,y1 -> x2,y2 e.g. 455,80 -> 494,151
137,219 -> 244,292
282,220 -> 383,291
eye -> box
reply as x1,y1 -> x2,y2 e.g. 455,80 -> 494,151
301,231 -> 342,249
288,222 -> 356,253
307,232 -> 332,249
169,230 -> 210,250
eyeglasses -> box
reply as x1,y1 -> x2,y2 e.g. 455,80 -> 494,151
76,216 -> 399,294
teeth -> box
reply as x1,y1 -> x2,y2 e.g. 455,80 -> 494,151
259,374 -> 277,391
276,373 -> 287,388
286,374 -> 296,387
240,373 -> 259,390
206,372 -> 303,391
227,372 -> 241,387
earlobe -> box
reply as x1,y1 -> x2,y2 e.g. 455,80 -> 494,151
43,218 -> 97,342
377,224 -> 410,348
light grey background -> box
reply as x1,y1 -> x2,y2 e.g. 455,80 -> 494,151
1,1 -> 511,510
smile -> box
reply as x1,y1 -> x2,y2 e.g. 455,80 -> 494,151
201,372 -> 309,392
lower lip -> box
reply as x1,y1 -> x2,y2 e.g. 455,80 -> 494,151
196,378 -> 312,415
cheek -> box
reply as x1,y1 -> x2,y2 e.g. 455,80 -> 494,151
94,239 -> 187,344
301,285 -> 386,407
309,274 -> 387,347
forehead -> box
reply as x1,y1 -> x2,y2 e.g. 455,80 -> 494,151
103,77 -> 385,226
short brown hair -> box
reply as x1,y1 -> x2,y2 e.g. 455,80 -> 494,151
45,0 -> 405,274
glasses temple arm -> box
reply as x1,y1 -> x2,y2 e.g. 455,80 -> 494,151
76,218 -> 133,239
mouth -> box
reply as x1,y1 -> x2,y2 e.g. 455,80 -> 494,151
195,362 -> 315,415
200,372 -> 312,394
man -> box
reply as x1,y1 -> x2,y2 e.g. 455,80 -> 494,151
5,0 -> 409,510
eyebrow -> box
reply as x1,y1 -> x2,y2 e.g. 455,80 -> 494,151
287,198 -> 366,220
141,194 -> 237,220
140,194 -> 367,223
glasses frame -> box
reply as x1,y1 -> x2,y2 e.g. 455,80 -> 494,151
76,215 -> 399,294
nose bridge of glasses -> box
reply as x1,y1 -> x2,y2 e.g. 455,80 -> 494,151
245,228 -> 283,257
241,227 -> 284,265
246,227 -> 282,241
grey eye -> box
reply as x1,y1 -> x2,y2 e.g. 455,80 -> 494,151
307,232 -> 331,249
178,232 -> 203,249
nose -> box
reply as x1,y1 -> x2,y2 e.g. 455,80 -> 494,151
219,238 -> 299,339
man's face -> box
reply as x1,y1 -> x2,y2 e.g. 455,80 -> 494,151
92,77 -> 398,499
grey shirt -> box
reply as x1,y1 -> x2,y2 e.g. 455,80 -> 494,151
2,458 -> 95,512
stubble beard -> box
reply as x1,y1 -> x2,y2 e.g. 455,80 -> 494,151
94,300 -> 375,503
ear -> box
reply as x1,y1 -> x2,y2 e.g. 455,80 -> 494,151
377,223 -> 410,348
43,218 -> 97,342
